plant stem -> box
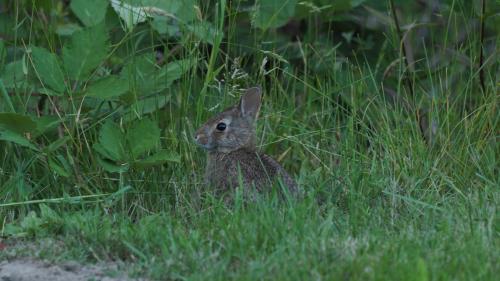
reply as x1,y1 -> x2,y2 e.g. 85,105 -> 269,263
197,0 -> 226,117
479,0 -> 486,93
389,0 -> 414,98
0,79 -> 16,113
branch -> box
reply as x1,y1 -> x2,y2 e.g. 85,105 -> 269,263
389,0 -> 414,98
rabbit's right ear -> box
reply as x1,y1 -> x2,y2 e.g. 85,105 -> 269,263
239,86 -> 262,121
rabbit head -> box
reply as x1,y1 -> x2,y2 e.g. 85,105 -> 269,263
195,87 -> 262,153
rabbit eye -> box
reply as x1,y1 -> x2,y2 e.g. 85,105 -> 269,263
216,122 -> 227,131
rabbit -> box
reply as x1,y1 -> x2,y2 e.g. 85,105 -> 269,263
194,86 -> 298,195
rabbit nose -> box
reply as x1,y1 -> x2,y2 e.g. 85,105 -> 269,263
194,134 -> 204,143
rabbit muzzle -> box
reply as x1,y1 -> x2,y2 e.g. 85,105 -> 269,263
194,133 -> 214,150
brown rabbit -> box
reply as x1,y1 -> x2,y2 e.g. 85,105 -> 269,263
194,87 -> 298,194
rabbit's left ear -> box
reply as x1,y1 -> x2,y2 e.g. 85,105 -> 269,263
239,86 -> 262,121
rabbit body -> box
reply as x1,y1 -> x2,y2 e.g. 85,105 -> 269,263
195,87 -> 297,193
205,149 -> 297,193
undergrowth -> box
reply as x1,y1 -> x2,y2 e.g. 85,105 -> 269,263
0,0 -> 498,280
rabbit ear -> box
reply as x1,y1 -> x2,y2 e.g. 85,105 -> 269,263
239,86 -> 262,121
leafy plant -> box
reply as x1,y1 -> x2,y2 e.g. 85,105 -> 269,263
94,118 -> 180,172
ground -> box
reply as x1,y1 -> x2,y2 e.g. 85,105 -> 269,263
0,239 -> 145,281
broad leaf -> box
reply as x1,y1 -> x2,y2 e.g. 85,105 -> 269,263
55,23 -> 82,36
96,156 -> 129,173
296,0 -> 359,17
253,0 -> 297,29
31,46 -> 66,93
110,0 -> 148,29
119,53 -> 157,96
139,0 -> 195,22
122,94 -> 170,121
0,113 -> 37,134
95,121 -> 125,161
62,23 -> 109,80
33,115 -> 63,138
85,75 -> 129,99
0,130 -> 38,151
126,118 -> 160,159
39,204 -> 62,223
187,21 -> 219,45
93,143 -> 119,162
134,149 -> 180,168
120,54 -> 192,96
70,0 -> 108,27
110,0 -> 196,30
151,16 -> 179,36
161,59 -> 194,84
1,58 -> 30,89
37,88 -> 64,97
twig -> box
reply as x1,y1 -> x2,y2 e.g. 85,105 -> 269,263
389,0 -> 414,97
479,0 -> 486,93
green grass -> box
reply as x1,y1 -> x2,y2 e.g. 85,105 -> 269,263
1,187 -> 498,280
0,0 -> 499,280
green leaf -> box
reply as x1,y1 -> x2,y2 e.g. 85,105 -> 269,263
253,0 -> 297,29
187,21 -> 219,45
39,204 -> 62,224
0,113 -> 37,134
33,115 -> 63,137
96,156 -> 129,173
44,136 -> 71,152
134,149 -> 180,168
151,16 -> 179,35
2,223 -> 23,237
122,94 -> 170,121
20,211 -> 43,233
85,75 -> 129,99
62,23 -> 109,80
48,155 -> 71,177
120,53 -> 192,96
37,87 -> 64,97
174,0 -> 196,22
110,0 -> 147,30
111,0 -> 196,30
296,0 -> 360,17
1,58 -> 30,89
70,0 -> 108,27
156,59 -> 194,90
141,0 -> 196,22
31,47 -> 66,93
126,118 -> 160,159
119,53 -> 155,96
93,143 -> 118,162
55,23 -> 83,36
119,53 -> 160,96
0,130 -> 39,151
95,121 -> 125,161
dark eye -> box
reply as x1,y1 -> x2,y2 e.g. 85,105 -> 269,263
216,122 -> 226,131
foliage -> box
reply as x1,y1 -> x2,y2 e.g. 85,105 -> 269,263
0,0 -> 498,279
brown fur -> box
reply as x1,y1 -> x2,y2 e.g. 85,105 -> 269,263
195,87 -> 297,194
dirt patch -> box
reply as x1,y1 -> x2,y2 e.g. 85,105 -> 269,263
0,258 -> 146,281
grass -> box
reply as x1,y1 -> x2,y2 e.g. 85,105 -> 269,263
0,0 -> 499,280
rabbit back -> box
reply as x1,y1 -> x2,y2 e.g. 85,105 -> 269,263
205,149 -> 298,193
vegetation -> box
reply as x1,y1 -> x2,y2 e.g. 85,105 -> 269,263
0,0 -> 498,280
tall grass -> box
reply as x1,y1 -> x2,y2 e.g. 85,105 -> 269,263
0,0 -> 498,280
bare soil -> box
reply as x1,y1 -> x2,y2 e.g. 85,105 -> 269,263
0,239 -> 147,281
0,258 -> 146,281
